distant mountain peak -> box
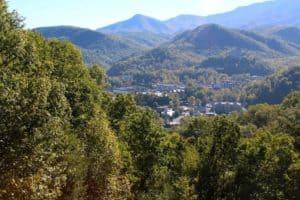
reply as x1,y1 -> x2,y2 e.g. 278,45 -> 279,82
131,14 -> 151,19
194,23 -> 223,31
97,14 -> 169,34
132,14 -> 144,17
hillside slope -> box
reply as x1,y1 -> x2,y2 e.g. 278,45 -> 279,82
245,66 -> 300,104
165,15 -> 205,34
109,24 -> 300,76
35,26 -> 145,67
111,31 -> 171,49
271,27 -> 300,46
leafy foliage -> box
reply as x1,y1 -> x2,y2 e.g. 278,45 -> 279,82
0,2 -> 129,199
245,66 -> 300,104
200,55 -> 272,75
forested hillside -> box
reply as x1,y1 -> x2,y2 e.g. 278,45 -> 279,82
1,1 -> 299,200
200,56 -> 272,75
36,24 -> 300,79
245,66 -> 300,104
35,26 -> 145,67
109,24 -> 300,77
271,27 -> 300,46
110,31 -> 171,49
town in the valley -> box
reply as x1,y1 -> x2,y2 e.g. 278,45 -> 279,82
108,76 -> 261,126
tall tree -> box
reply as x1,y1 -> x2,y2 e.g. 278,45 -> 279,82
119,109 -> 163,199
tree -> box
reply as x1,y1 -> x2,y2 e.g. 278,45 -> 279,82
89,65 -> 108,88
277,91 -> 300,149
245,66 -> 300,105
0,2 -> 131,198
235,131 -> 300,199
119,109 -> 164,198
196,117 -> 241,200
108,94 -> 137,131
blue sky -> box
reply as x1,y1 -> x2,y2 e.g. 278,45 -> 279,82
8,0 -> 269,29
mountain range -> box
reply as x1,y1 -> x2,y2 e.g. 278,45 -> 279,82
35,0 -> 300,76
97,0 -> 300,35
35,24 -> 300,76
108,24 -> 300,76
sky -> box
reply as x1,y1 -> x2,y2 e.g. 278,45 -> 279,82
7,0 -> 269,29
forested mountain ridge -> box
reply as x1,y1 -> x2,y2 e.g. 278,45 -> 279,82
245,66 -> 300,105
271,26 -> 300,46
35,26 -> 146,67
109,24 -> 300,76
109,31 -> 171,49
173,24 -> 300,55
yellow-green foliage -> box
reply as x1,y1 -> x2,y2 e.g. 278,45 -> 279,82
0,1 -> 129,199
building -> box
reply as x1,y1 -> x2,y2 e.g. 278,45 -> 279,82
153,84 -> 185,93
158,106 -> 176,118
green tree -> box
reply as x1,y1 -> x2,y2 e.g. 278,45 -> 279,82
119,109 -> 163,199
0,2 -> 131,199
109,94 -> 137,131
196,117 -> 241,200
235,131 -> 300,199
89,65 -> 108,88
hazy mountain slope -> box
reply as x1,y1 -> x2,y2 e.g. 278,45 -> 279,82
35,26 -> 145,67
238,30 -> 300,54
109,24 -> 300,76
164,15 -> 205,34
112,31 -> 171,49
204,0 -> 300,29
271,27 -> 300,45
97,14 -> 170,34
97,0 -> 300,35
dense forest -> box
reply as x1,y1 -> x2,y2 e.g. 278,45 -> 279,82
245,66 -> 300,104
108,24 -> 300,78
0,1 -> 299,200
35,26 -> 147,68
